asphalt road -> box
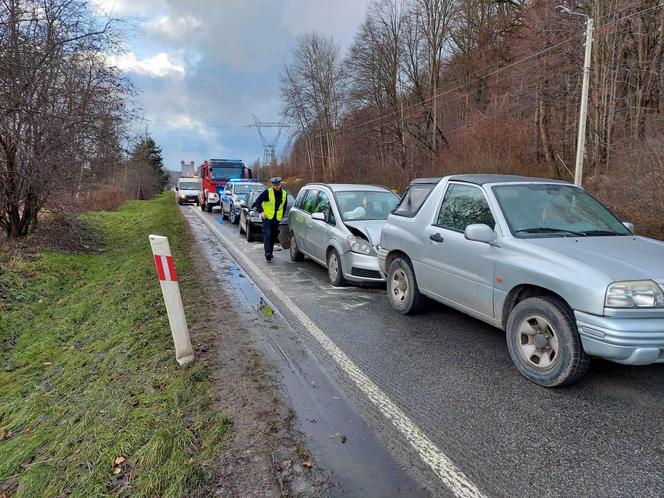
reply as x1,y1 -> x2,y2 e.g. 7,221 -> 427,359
185,205 -> 664,497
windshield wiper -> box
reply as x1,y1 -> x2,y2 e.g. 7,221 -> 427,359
514,227 -> 586,237
578,230 -> 627,236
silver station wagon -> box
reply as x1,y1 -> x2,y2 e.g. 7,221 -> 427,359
289,184 -> 400,286
378,174 -> 664,387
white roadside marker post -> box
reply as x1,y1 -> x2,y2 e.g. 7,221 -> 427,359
148,234 -> 194,366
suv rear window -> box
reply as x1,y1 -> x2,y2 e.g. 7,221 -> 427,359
392,183 -> 436,217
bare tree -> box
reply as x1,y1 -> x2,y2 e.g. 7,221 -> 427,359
0,0 -> 131,238
346,0 -> 408,175
280,33 -> 346,181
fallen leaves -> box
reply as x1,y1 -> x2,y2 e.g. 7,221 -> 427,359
302,460 -> 313,469
112,456 -> 126,475
0,429 -> 12,441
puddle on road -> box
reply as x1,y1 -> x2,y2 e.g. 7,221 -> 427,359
226,263 -> 275,317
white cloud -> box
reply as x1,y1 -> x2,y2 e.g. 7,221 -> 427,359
108,52 -> 185,78
146,14 -> 203,40
91,0 -> 166,17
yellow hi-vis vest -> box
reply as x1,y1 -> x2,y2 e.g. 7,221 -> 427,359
263,187 -> 286,221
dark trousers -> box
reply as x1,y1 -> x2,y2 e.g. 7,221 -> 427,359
262,218 -> 280,258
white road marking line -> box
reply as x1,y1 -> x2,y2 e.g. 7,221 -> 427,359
190,207 -> 485,498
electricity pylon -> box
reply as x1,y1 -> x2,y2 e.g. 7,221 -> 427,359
249,114 -> 289,168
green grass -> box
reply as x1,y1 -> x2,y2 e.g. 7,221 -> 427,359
0,194 -> 231,497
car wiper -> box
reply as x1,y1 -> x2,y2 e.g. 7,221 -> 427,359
578,230 -> 627,236
514,227 -> 586,237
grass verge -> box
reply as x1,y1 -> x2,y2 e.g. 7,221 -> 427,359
0,193 -> 230,497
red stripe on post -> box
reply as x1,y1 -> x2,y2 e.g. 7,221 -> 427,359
154,255 -> 166,281
166,256 -> 177,282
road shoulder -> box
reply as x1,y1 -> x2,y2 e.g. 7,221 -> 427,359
185,206 -> 429,498
183,208 -> 330,497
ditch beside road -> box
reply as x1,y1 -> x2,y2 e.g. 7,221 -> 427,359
185,204 -> 664,498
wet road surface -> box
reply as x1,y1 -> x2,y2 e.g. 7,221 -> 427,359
185,205 -> 664,497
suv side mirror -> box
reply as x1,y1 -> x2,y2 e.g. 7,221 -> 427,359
623,221 -> 635,233
465,224 -> 497,244
311,212 -> 325,221
175,186 -> 179,191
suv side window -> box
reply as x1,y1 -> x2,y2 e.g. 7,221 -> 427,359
436,183 -> 495,232
301,189 -> 319,214
393,183 -> 436,217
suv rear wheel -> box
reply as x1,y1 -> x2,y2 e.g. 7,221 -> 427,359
506,296 -> 590,387
386,257 -> 426,315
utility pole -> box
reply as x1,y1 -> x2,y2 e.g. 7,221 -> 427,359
557,5 -> 593,187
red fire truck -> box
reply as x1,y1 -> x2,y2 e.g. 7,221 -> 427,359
198,159 -> 253,212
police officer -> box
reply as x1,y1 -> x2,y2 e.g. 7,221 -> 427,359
253,177 -> 287,262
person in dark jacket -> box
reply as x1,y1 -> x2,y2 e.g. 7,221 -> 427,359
252,177 -> 287,262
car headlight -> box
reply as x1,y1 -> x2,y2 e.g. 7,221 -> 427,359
179,194 -> 185,199
347,235 -> 373,255
249,212 -> 261,222
605,280 -> 664,308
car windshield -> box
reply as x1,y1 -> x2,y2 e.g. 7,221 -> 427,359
179,182 -> 198,190
235,184 -> 264,194
210,166 -> 243,180
492,184 -> 631,238
335,190 -> 400,221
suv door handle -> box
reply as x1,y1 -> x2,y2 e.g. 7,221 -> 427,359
429,233 -> 444,243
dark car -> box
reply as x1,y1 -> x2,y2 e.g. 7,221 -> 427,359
239,189 -> 293,245
220,181 -> 265,224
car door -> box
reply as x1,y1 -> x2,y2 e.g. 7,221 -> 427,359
222,184 -> 232,213
419,183 -> 497,319
292,188 -> 319,255
309,189 -> 333,263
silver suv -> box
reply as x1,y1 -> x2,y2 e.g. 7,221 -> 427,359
378,175 -> 664,387
289,184 -> 399,286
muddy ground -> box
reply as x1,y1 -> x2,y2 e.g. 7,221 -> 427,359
184,217 -> 330,497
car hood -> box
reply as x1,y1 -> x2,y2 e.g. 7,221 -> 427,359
179,189 -> 199,195
525,236 -> 664,281
344,220 -> 386,246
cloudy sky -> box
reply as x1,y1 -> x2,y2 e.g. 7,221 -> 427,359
94,0 -> 370,172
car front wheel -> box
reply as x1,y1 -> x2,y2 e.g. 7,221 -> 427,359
386,257 -> 426,315
327,249 -> 346,287
506,296 -> 590,387
290,234 -> 305,262
230,205 -> 238,224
